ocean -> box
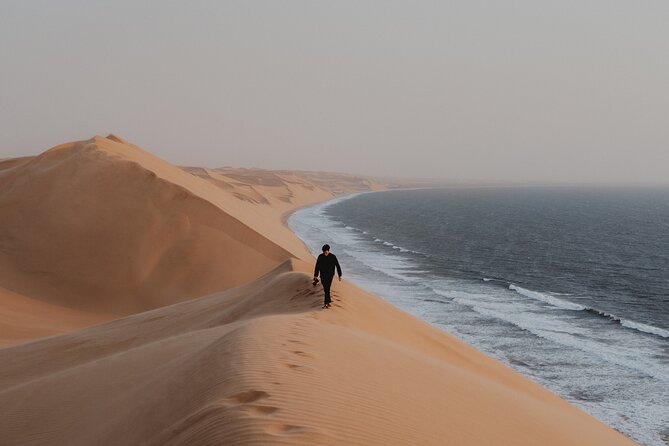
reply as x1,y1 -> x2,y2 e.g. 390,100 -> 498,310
288,186 -> 669,446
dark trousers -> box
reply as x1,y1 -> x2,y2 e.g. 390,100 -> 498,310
321,275 -> 334,305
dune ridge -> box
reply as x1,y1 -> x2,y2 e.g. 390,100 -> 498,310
0,136 -> 638,445
0,259 -> 637,445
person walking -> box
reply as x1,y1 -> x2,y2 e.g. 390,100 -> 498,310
313,244 -> 342,309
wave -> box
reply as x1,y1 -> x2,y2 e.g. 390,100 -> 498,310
451,293 -> 669,381
510,284 -> 669,339
509,284 -> 585,311
430,288 -> 454,300
583,308 -> 669,339
481,277 -> 509,285
371,237 -> 421,254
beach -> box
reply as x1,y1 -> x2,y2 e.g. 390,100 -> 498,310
0,136 -> 639,445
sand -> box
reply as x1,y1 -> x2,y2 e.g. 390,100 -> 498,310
0,136 -> 638,445
0,135 -> 383,344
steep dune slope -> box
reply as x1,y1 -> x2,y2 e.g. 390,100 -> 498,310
0,259 -> 636,446
0,136 -> 292,317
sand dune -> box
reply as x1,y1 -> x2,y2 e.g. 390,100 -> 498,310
0,136 -> 638,445
0,135 -> 289,311
0,136 -> 383,345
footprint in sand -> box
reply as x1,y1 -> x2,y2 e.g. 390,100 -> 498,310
265,423 -> 336,442
227,390 -> 270,404
285,363 -> 315,373
226,390 -> 280,418
265,423 -> 306,436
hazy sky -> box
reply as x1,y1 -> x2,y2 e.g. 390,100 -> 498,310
1,1 -> 668,182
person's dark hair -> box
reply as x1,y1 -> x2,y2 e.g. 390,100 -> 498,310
322,244 -> 330,252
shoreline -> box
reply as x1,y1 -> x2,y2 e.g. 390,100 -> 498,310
285,188 -> 654,446
281,189 -> 381,260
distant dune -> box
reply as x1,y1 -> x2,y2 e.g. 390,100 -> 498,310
0,136 -> 637,445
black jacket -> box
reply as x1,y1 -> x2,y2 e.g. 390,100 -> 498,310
314,253 -> 342,278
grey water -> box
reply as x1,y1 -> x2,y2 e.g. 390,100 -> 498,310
288,186 -> 669,446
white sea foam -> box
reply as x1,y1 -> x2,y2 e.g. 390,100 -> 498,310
620,320 -> 669,338
509,284 -> 585,311
508,284 -> 669,339
450,290 -> 669,381
370,238 -> 421,254
342,247 -> 420,283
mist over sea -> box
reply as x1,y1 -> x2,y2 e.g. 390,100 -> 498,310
289,186 -> 669,446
